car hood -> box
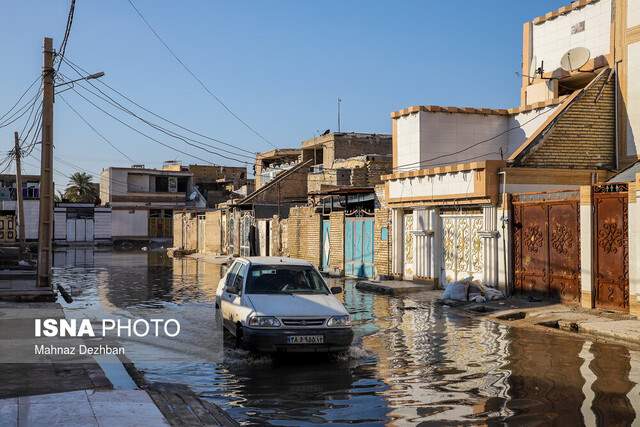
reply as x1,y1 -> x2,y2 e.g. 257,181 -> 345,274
245,293 -> 348,317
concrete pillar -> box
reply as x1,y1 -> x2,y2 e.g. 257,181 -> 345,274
414,209 -> 436,281
496,198 -> 511,294
629,175 -> 640,316
480,205 -> 500,288
431,208 -> 442,287
579,186 -> 594,309
391,208 -> 403,277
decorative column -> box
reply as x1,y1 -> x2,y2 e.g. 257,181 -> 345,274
579,186 -> 594,309
413,209 -> 434,280
391,208 -> 404,277
496,198 -> 511,294
479,205 -> 500,288
629,175 -> 640,316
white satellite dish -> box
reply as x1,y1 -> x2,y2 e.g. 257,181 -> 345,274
560,47 -> 591,72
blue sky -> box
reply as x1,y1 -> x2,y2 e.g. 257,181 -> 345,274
0,0 -> 570,183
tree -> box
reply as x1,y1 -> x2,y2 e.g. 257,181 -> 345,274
63,172 -> 97,203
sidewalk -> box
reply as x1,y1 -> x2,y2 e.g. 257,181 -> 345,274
0,389 -> 169,427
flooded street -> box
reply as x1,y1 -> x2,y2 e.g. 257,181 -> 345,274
55,248 -> 640,426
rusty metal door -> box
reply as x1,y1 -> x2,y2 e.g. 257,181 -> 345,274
512,191 -> 580,303
593,183 -> 629,312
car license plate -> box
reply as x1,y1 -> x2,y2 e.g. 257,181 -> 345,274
287,335 -> 324,344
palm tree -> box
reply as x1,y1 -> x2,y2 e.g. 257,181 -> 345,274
64,172 -> 97,203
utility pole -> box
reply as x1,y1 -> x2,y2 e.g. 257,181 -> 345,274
337,97 -> 341,132
14,132 -> 25,257
37,37 -> 54,289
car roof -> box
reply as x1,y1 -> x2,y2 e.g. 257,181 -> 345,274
237,256 -> 314,267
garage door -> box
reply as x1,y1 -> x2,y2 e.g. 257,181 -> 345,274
512,191 -> 580,303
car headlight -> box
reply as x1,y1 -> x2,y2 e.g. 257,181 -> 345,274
248,315 -> 281,328
327,315 -> 351,327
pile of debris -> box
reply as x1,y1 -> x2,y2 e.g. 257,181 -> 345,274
441,277 -> 504,303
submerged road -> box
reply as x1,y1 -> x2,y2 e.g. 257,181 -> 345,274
55,248 -> 640,426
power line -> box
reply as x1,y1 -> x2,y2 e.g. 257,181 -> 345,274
66,82 -> 231,166
0,88 -> 42,129
58,95 -> 136,164
126,0 -> 277,149
64,58 -> 257,159
0,76 -> 40,123
55,0 -> 76,72
58,72 -> 253,165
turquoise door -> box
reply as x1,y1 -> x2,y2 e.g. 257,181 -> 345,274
321,219 -> 330,271
345,218 -> 374,278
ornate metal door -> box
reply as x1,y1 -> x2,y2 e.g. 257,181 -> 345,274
593,184 -> 629,312
512,191 -> 580,302
440,213 -> 483,284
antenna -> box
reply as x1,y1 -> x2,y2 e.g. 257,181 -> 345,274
337,97 -> 341,132
560,47 -> 591,72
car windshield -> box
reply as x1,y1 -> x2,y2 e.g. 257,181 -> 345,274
245,265 -> 330,295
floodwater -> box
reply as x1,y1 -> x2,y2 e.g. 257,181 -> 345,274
56,248 -> 640,426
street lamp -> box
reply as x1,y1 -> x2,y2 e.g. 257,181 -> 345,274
54,71 -> 105,88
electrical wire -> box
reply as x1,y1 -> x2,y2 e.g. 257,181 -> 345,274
392,106 -> 555,171
62,56 -> 258,157
55,0 -> 76,72
0,76 -> 41,123
58,95 -> 136,164
126,0 -> 277,149
58,72 -> 253,165
66,83 -> 228,165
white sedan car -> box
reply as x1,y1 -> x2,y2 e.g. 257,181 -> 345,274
215,257 -> 353,353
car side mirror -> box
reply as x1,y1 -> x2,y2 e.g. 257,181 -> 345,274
331,286 -> 343,295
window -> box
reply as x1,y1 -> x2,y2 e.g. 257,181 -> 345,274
225,262 -> 242,294
155,176 -> 169,192
245,266 -> 329,295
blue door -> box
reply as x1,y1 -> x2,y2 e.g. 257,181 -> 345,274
321,219 -> 330,271
344,217 -> 374,278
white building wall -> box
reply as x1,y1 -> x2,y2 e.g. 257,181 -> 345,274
627,41 -> 640,156
112,209 -> 148,237
395,114 -> 421,171
94,209 -> 112,240
628,0 -> 640,28
531,0 -> 612,72
0,200 -> 39,240
419,112 -> 507,167
388,171 -> 477,200
54,209 -> 66,240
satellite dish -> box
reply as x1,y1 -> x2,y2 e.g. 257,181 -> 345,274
560,47 -> 591,72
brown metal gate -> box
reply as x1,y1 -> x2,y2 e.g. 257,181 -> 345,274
593,183 -> 629,312
512,190 -> 580,303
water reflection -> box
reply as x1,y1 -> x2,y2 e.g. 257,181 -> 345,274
54,248 -> 640,426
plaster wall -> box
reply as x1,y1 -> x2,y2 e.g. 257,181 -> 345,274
628,0 -> 640,28
627,41 -> 640,156
388,171 -> 477,200
531,0 -> 611,72
112,209 -> 148,237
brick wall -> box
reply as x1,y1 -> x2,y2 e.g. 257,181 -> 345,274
374,208 -> 392,278
517,69 -> 616,169
329,211 -> 344,274
204,210 -> 222,254
288,206 -> 321,266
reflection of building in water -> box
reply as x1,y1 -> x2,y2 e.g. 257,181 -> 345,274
359,291 -> 512,424
55,248 -> 223,309
504,328 -> 585,424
